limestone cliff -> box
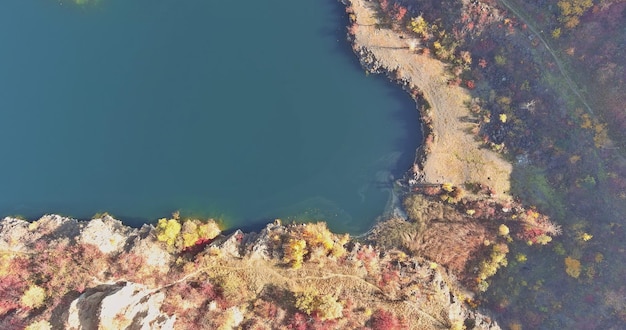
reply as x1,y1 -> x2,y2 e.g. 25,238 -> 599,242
0,215 -> 499,329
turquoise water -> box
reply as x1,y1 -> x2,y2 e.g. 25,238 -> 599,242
0,0 -> 420,233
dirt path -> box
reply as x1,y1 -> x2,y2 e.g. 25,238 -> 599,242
497,0 -> 595,116
172,258 -> 452,328
348,0 -> 512,197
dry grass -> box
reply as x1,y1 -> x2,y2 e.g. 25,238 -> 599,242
370,195 -> 497,288
188,252 -> 455,329
349,0 -> 512,199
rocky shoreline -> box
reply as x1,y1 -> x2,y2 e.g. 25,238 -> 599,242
0,214 -> 501,329
344,0 -> 512,199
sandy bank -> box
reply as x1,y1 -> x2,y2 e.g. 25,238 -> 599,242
346,0 -> 512,199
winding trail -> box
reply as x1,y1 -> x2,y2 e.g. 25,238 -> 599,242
497,0 -> 595,116
158,258 -> 449,328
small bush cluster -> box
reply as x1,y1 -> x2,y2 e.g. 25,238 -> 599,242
280,222 -> 350,269
155,216 -> 221,252
439,183 -> 465,204
564,256 -> 581,278
0,238 -> 112,325
370,308 -> 405,330
20,285 -> 46,309
24,320 -> 52,330
476,243 -> 509,292
283,238 -> 307,269
515,208 -> 562,245
294,288 -> 343,321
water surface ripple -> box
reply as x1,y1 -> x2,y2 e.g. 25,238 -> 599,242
0,0 -> 420,233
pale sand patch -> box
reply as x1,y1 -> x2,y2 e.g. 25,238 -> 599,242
348,0 -> 512,198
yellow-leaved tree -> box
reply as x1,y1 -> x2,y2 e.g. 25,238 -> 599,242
295,288 -> 343,321
409,16 -> 430,39
156,218 -> 182,249
283,238 -> 307,269
156,217 -> 221,252
20,285 -> 46,309
557,0 -> 593,29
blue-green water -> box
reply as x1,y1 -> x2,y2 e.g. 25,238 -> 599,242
0,0 -> 420,233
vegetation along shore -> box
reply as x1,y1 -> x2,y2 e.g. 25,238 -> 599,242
2,0 -> 625,328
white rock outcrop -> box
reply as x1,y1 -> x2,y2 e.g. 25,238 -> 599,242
65,282 -> 175,330
77,217 -> 130,254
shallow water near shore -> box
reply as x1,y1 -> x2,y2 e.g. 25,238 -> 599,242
0,0 -> 420,233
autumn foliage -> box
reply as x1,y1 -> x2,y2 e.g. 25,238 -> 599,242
280,222 -> 350,269
370,309 -> 405,330
155,217 -> 221,252
557,0 -> 593,28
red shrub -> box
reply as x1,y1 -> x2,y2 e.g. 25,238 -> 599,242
379,267 -> 400,287
288,312 -> 308,330
370,309 -> 403,330
0,275 -> 25,316
422,186 -> 442,196
392,4 -> 408,22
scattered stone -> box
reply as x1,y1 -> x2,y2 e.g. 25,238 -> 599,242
64,282 -> 175,330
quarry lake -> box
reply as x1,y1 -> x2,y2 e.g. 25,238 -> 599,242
0,0 -> 420,233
